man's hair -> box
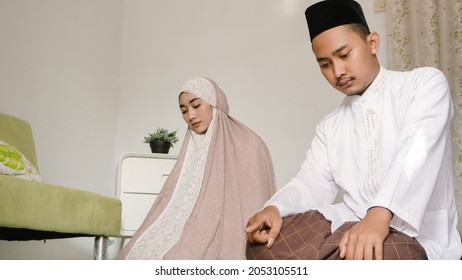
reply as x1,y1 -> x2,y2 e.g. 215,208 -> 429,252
346,23 -> 370,41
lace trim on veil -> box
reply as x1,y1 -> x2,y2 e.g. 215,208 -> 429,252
127,111 -> 216,259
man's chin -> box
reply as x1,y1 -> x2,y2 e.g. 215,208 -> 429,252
340,88 -> 364,97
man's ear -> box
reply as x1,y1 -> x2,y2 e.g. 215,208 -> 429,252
367,31 -> 380,55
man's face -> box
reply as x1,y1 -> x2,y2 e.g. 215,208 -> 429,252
312,25 -> 380,96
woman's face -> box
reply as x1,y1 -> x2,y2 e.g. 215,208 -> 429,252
179,91 -> 213,134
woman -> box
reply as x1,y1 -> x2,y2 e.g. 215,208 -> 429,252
117,77 -> 275,259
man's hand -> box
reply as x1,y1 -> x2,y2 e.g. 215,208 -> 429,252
245,205 -> 282,248
338,207 -> 392,260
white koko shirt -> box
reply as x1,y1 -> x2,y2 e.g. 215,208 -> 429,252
266,66 -> 462,259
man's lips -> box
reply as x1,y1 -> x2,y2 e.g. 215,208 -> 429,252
337,78 -> 353,87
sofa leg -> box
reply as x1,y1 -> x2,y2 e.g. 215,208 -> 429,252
94,236 -> 108,260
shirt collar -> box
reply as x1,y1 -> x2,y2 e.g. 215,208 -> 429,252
361,66 -> 386,99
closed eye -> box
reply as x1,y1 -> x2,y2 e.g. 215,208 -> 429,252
339,50 -> 352,59
319,62 -> 330,68
180,105 -> 187,114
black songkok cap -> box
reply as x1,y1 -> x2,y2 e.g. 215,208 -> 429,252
305,0 -> 369,42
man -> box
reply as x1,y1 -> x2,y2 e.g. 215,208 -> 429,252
245,0 -> 462,260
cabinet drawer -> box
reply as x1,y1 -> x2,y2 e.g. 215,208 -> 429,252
116,152 -> 178,236
119,155 -> 177,193
120,193 -> 158,234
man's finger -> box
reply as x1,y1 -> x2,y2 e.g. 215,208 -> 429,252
245,221 -> 262,233
338,232 -> 349,259
266,216 -> 282,248
373,242 -> 384,260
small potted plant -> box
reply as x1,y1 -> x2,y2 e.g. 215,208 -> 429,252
143,128 -> 179,154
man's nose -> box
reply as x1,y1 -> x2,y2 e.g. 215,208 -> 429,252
333,61 -> 346,78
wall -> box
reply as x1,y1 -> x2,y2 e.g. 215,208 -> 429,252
114,0 -> 388,190
0,0 -> 123,259
0,0 -> 387,259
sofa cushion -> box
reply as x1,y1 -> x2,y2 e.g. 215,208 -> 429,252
0,175 -> 122,238
0,140 -> 42,182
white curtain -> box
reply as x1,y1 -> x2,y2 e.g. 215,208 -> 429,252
386,0 -> 462,234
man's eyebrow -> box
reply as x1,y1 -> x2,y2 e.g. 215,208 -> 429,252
316,44 -> 349,62
332,44 -> 348,55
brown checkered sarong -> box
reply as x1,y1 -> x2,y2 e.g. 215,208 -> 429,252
246,210 -> 427,260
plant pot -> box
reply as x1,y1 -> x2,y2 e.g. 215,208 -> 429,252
149,141 -> 171,154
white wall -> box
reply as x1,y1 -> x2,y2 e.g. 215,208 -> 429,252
114,0 -> 388,189
0,0 -> 124,259
0,0 -> 387,259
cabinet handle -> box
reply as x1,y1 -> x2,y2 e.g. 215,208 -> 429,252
161,174 -> 169,177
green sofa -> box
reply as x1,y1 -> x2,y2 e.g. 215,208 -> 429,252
0,112 -> 122,259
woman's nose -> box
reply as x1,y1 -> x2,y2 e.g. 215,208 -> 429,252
188,110 -> 196,120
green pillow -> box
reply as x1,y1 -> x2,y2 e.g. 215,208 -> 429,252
0,140 -> 42,182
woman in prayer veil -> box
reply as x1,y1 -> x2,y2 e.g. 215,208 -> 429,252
116,77 -> 275,259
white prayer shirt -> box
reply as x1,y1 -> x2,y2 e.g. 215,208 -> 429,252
266,66 -> 462,260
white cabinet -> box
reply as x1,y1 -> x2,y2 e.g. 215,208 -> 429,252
116,152 -> 177,236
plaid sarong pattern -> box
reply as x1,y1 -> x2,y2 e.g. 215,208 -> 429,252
246,210 -> 427,260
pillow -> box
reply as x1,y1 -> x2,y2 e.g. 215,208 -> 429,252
0,140 -> 43,182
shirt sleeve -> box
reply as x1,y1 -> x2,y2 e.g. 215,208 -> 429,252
371,67 -> 453,236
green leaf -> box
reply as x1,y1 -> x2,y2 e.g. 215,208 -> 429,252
0,144 -> 26,171
143,127 -> 179,148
